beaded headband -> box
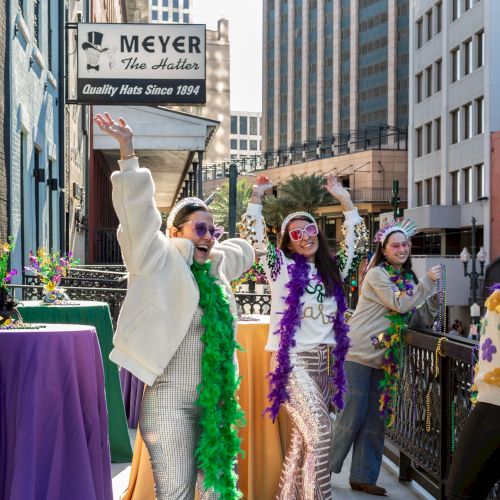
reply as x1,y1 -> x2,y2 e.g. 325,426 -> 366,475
374,218 -> 418,245
280,211 -> 316,236
166,197 -> 208,229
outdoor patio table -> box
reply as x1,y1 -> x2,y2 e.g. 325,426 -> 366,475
0,323 -> 113,500
16,300 -> 132,463
121,315 -> 291,500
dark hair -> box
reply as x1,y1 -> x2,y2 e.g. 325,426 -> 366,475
279,216 -> 342,296
371,230 -> 418,283
172,204 -> 209,228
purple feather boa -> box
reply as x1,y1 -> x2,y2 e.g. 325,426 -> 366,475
265,253 -> 351,420
489,282 -> 500,292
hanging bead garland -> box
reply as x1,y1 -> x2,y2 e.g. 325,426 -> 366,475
426,337 -> 447,432
436,263 -> 447,332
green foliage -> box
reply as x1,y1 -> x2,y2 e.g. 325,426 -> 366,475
209,180 -> 253,228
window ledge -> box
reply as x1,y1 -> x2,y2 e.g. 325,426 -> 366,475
32,46 -> 45,70
15,12 -> 30,44
47,71 -> 57,89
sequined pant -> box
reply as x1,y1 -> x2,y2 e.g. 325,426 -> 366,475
273,345 -> 334,500
139,308 -> 218,500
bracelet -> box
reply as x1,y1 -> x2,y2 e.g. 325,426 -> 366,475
122,153 -> 137,160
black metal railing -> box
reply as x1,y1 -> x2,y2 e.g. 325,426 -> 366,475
94,228 -> 122,264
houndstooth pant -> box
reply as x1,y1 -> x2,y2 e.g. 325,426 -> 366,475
139,307 -> 218,500
274,345 -> 334,500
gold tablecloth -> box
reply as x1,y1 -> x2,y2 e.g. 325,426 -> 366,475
121,316 -> 291,500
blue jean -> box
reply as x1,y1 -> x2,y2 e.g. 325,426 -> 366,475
330,361 -> 385,485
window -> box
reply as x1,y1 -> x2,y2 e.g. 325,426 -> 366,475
451,109 -> 460,144
464,38 -> 472,75
426,10 -> 433,41
426,66 -> 433,97
162,0 -> 168,5
416,181 -> 423,206
436,2 -> 442,33
152,0 -> 158,4
452,0 -> 461,21
435,117 -> 441,150
436,58 -> 442,91
183,13 -> 189,23
184,0 -> 190,8
239,139 -> 248,150
173,0 -> 179,7
250,140 -> 258,151
230,139 -> 237,150
476,96 -> 484,134
451,47 -> 460,82
426,122 -> 432,154
173,11 -> 179,22
435,175 -> 441,205
451,171 -> 460,205
163,11 -> 169,21
239,116 -> 248,135
464,102 -> 472,139
231,116 -> 238,134
464,167 -> 472,203
416,18 -> 423,48
476,30 -> 484,68
416,73 -> 423,102
464,0 -> 472,11
476,163 -> 485,198
250,117 -> 258,135
416,127 -> 423,157
152,10 -> 158,20
425,179 -> 433,204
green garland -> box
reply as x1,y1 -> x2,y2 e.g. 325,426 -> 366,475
191,261 -> 245,500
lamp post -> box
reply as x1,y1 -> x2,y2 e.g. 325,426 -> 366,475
460,216 -> 487,327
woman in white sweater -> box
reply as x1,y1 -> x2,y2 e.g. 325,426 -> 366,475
240,174 -> 368,500
95,112 -> 254,500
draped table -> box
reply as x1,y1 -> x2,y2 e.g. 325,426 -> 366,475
17,300 -> 132,462
121,315 -> 292,500
0,323 -> 113,500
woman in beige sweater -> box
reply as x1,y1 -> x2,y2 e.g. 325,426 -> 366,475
330,221 -> 441,496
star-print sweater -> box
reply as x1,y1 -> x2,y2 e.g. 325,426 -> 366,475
240,203 -> 368,352
474,288 -> 500,407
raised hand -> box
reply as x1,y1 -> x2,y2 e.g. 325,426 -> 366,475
252,174 -> 274,198
427,265 -> 442,282
94,112 -> 134,159
324,174 -> 354,210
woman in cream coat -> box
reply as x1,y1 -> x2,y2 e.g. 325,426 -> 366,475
95,112 -> 254,500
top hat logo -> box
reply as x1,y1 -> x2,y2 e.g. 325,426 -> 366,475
82,31 -> 109,53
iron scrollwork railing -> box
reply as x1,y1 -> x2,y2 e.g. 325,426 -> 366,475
385,328 -> 499,500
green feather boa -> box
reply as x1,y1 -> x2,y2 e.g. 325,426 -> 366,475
191,260 -> 245,500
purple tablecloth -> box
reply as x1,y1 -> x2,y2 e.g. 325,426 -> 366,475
119,368 -> 144,429
0,324 -> 113,500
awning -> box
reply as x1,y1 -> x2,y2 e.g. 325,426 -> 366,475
93,105 -> 218,210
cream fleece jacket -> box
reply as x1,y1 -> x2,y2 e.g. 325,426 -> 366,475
347,266 -> 437,369
109,158 -> 254,386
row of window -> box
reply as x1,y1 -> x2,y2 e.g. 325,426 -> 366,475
415,59 -> 442,103
230,116 -> 261,136
151,0 -> 189,8
416,1 -> 442,49
452,0 -> 481,22
450,31 -> 484,83
230,139 -> 261,152
414,163 -> 485,207
151,10 -> 189,23
415,118 -> 441,157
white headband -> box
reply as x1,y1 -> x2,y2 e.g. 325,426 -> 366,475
166,197 -> 208,229
280,211 -> 316,236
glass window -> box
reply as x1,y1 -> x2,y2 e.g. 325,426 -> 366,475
250,117 -> 258,135
435,175 -> 441,205
426,10 -> 433,41
451,47 -> 460,82
464,167 -> 472,203
426,66 -> 432,97
464,39 -> 472,75
231,116 -> 238,134
184,0 -> 190,8
452,0 -> 460,21
416,127 -> 423,157
426,122 -> 432,154
476,96 -> 484,134
416,73 -> 423,102
240,139 -> 248,150
451,171 -> 460,205
451,109 -> 459,144
476,163 -> 485,198
435,117 -> 441,150
426,179 -> 433,204
162,11 -> 169,21
464,0 -> 472,11
230,139 -> 238,150
162,0 -> 168,6
416,18 -> 423,48
416,181 -> 423,206
183,13 -> 189,23
436,2 -> 442,33
250,140 -> 258,151
476,30 -> 484,68
239,116 -> 248,135
173,11 -> 179,22
152,0 -> 158,5
152,10 -> 158,20
436,59 -> 442,91
464,102 -> 472,139
173,0 -> 179,7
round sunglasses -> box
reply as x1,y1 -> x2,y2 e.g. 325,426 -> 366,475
288,223 -> 319,242
179,221 -> 225,240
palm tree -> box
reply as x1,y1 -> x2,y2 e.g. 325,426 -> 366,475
209,180 -> 253,229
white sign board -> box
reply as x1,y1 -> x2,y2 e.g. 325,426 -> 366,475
76,23 -> 206,104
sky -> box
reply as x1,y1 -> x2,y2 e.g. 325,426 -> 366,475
192,0 -> 263,113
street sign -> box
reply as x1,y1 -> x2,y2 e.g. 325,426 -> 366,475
75,23 -> 206,105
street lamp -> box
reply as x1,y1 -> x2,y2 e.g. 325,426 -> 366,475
460,216 -> 487,327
